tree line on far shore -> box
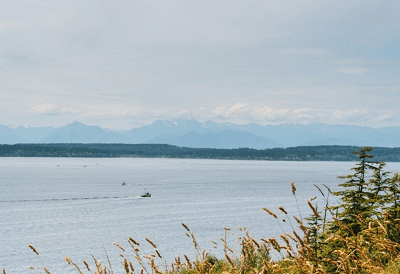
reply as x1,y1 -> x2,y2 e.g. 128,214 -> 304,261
1,143 -> 400,161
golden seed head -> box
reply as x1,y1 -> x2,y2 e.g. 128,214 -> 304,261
285,233 -> 297,242
279,206 -> 288,215
128,237 -> 140,246
123,258 -> 130,273
291,182 -> 296,195
145,237 -> 157,248
251,238 -> 260,248
181,223 -> 190,232
225,254 -> 235,267
184,254 -> 191,264
280,235 -> 290,246
84,261 -> 91,271
113,242 -> 125,252
293,216 -> 303,225
28,244 -> 39,255
263,207 -> 277,218
308,201 -> 320,217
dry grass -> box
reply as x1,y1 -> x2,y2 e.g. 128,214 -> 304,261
17,211 -> 400,274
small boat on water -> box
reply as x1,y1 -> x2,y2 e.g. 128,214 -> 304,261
122,182 -> 126,186
141,189 -> 151,197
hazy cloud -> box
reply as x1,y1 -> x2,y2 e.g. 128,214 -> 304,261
28,104 -> 61,115
372,114 -> 392,123
27,104 -> 81,117
18,102 -> 397,129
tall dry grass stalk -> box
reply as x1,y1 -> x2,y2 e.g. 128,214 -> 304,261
292,181 -> 303,221
27,244 -> 52,274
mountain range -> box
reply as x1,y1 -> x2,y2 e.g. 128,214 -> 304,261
1,119 -> 400,148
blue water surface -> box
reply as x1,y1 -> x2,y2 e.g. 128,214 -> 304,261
1,157 -> 399,273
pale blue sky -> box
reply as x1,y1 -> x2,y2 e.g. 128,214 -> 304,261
1,0 -> 399,129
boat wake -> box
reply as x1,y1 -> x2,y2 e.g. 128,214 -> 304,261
0,196 -> 141,204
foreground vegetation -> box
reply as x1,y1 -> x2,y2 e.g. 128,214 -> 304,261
4,147 -> 400,273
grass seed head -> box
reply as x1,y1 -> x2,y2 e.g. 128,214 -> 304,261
28,244 -> 39,255
145,237 -> 157,248
225,254 -> 235,267
123,258 -> 130,273
181,223 -> 190,232
184,254 -> 191,265
263,207 -> 277,218
280,235 -> 290,246
113,242 -> 125,252
279,206 -> 288,215
308,201 -> 320,217
128,237 -> 140,246
291,181 -> 296,195
84,261 -> 91,271
293,216 -> 303,225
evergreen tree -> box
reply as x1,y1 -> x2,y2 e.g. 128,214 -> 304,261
305,147 -> 400,271
368,161 -> 391,216
384,172 -> 400,242
332,147 -> 376,234
305,201 -> 324,263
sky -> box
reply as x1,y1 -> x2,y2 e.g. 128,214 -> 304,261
0,0 -> 399,129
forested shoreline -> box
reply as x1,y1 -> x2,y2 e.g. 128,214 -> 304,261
1,143 -> 400,161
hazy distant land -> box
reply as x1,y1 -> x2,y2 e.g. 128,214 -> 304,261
1,144 -> 400,162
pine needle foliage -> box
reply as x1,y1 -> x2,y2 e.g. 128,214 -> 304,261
332,147 -> 377,234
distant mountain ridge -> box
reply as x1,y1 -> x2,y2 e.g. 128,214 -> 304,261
1,119 -> 400,148
147,130 -> 283,149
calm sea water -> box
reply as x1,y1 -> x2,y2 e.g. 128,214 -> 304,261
1,157 -> 399,273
